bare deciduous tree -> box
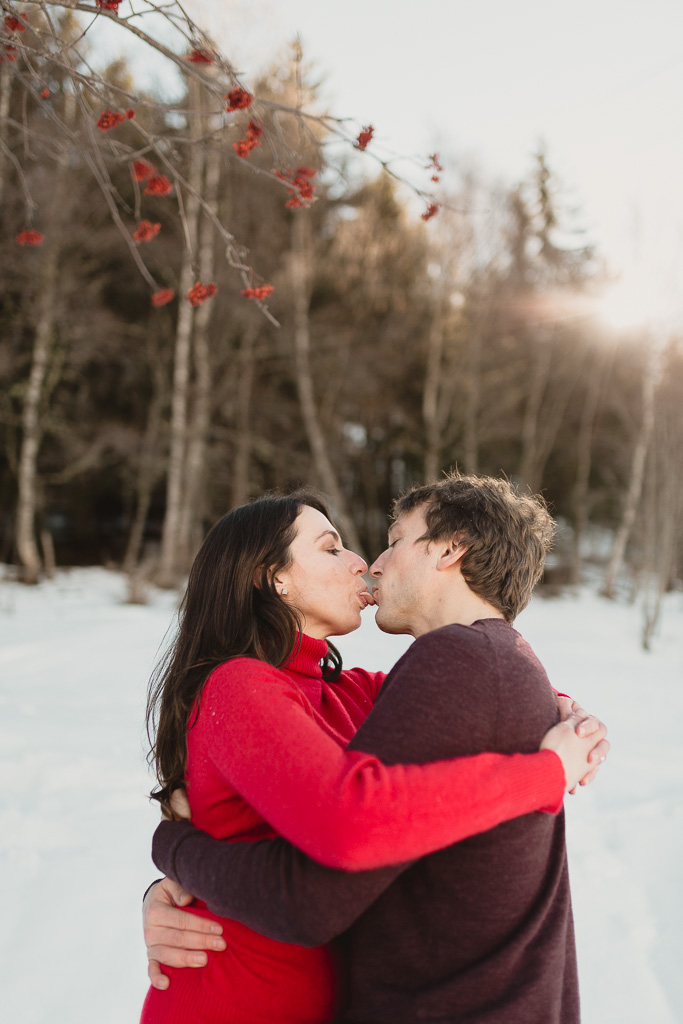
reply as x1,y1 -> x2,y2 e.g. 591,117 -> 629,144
602,339 -> 658,599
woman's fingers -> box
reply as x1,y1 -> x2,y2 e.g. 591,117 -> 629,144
567,701 -> 608,740
578,738 -> 611,785
148,958 -> 170,990
588,737 -> 610,763
169,788 -> 192,820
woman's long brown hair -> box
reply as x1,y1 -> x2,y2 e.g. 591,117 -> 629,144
146,492 -> 342,810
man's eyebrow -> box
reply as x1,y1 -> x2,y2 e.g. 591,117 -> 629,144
315,529 -> 341,544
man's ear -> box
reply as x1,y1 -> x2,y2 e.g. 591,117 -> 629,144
435,537 -> 467,572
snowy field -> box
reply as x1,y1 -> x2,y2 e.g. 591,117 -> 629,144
0,566 -> 681,1024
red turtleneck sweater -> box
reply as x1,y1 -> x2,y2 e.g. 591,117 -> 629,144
140,635 -> 564,1024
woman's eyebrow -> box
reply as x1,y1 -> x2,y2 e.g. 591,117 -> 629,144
315,529 -> 341,544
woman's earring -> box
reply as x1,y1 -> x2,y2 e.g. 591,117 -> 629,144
281,587 -> 288,596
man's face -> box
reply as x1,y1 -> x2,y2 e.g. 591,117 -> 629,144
369,506 -> 434,637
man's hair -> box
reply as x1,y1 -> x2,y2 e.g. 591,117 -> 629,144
392,472 -> 555,622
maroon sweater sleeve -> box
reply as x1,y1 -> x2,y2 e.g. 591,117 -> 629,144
192,657 -> 565,870
153,820 -> 403,945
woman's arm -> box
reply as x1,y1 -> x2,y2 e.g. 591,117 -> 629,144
338,666 -> 387,705
194,652 -> 593,871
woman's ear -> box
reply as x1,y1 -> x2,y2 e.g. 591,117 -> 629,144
253,568 -> 289,596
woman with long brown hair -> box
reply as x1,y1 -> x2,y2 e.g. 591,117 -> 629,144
140,492 -> 588,1024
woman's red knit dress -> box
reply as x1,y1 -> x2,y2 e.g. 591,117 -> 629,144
140,634 -> 564,1024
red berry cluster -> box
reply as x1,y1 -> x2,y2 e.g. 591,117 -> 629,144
421,202 -> 440,222
15,230 -> 44,246
132,160 -> 155,182
225,87 -> 253,112
233,120 -> 264,158
355,126 -> 374,150
132,220 -> 161,243
274,167 -> 317,209
4,15 -> 27,31
186,49 -> 214,65
96,109 -> 135,132
426,153 -> 443,184
241,285 -> 274,301
151,289 -> 175,307
187,281 -> 218,306
144,175 -> 172,197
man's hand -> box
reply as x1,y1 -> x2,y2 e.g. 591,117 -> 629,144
143,877 -> 226,990
541,709 -> 610,794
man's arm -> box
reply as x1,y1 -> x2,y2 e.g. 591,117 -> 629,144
152,820 -> 407,946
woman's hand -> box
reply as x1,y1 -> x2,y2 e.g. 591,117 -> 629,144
143,878 -> 226,990
160,787 -> 193,823
541,708 -> 610,793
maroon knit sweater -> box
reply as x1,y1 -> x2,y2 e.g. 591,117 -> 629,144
154,620 -> 579,1024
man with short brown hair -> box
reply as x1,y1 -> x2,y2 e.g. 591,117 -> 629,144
146,473 -> 605,1023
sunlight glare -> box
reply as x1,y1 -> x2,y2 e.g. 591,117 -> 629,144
595,272 -> 679,331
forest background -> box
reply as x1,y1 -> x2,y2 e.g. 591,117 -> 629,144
1,0 -> 682,651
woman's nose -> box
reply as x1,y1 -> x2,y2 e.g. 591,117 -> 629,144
346,550 -> 368,575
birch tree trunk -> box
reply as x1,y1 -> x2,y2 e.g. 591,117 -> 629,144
640,357 -> 681,648
15,255 -> 59,583
122,351 -> 167,576
290,214 -> 363,555
518,328 -> 553,492
0,63 -> 11,206
602,346 -> 657,599
177,120 -> 221,563
462,320 -> 483,475
422,300 -> 462,482
422,312 -> 446,482
231,327 -> 256,508
570,347 -> 610,584
157,82 -> 204,586
15,91 -> 75,583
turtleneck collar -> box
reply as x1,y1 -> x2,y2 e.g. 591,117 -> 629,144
282,633 -> 329,679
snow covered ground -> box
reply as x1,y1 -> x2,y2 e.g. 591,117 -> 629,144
0,566 -> 681,1023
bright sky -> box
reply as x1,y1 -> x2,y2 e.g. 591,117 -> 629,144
228,0 -> 683,284
99,0 -> 683,307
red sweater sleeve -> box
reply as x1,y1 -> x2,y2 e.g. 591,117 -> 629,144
192,658 -> 565,871
337,666 -> 387,704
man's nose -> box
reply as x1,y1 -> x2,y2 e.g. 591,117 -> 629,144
369,555 -> 383,577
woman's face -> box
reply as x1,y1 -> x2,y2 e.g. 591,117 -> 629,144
280,505 -> 374,639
